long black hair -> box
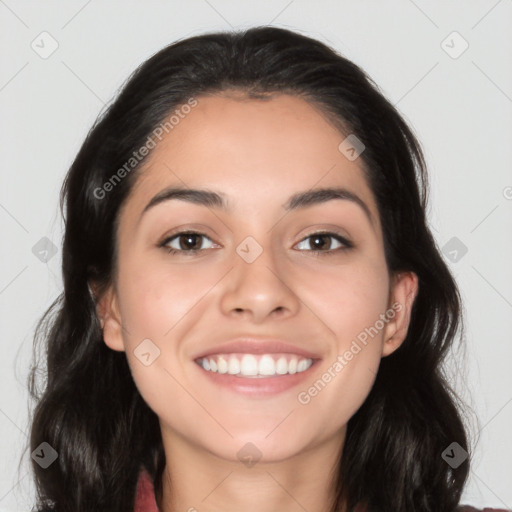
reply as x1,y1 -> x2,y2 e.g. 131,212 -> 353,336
27,26 -> 472,512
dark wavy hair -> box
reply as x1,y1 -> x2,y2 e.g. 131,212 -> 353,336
26,26 -> 473,512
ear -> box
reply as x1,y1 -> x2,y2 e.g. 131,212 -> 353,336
381,271 -> 419,357
89,281 -> 125,352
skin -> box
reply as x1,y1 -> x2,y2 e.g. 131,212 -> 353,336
95,92 -> 418,512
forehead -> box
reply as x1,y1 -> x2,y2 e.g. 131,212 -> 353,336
122,93 -> 379,228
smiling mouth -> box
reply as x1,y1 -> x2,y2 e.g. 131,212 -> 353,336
195,352 -> 316,378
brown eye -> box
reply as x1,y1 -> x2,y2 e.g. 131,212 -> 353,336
161,232 -> 215,254
175,233 -> 204,251
295,232 -> 353,255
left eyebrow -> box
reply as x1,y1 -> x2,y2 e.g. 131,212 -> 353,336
139,185 -> 375,229
284,187 -> 375,229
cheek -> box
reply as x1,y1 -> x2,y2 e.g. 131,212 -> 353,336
297,350 -> 380,441
294,262 -> 388,415
114,260 -> 217,408
116,264 -> 200,421
300,258 -> 390,345
116,259 -> 206,343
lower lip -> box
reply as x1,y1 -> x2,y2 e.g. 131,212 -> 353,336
195,359 -> 321,397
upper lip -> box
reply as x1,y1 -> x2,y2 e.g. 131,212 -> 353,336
192,337 -> 322,360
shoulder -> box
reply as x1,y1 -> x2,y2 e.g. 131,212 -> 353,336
457,506 -> 511,512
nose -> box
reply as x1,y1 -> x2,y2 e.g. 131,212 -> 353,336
219,240 -> 301,323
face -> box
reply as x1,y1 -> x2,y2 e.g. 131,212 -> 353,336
97,92 -> 418,465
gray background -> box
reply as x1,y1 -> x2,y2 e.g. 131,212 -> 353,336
1,1 -> 511,510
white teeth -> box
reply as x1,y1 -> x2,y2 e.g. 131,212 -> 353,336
297,359 -> 312,372
217,355 -> 228,374
228,355 -> 240,375
197,353 -> 314,377
258,355 -> 275,375
240,354 -> 258,376
276,356 -> 288,375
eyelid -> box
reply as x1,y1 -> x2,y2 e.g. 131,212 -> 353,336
158,225 -> 216,245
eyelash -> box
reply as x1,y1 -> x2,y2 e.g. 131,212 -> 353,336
158,230 -> 354,257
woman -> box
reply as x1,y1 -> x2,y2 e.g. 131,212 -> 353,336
27,26 -> 507,512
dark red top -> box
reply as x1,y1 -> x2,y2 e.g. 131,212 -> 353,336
134,468 -> 509,512
134,469 -> 159,511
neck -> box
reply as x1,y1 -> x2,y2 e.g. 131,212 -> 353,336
157,429 -> 346,512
